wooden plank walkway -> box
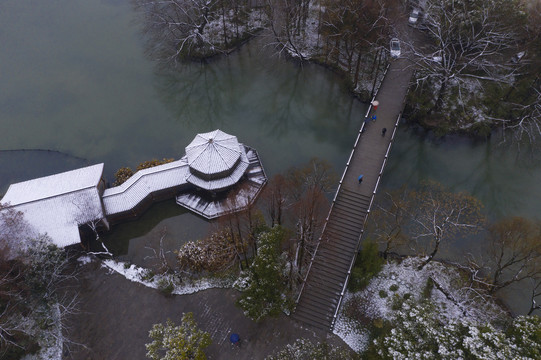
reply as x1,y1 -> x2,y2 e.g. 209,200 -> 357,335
292,55 -> 414,331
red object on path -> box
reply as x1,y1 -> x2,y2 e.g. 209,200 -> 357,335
372,100 -> 379,111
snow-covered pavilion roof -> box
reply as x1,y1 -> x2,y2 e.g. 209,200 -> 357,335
185,149 -> 249,191
1,164 -> 105,247
185,130 -> 243,177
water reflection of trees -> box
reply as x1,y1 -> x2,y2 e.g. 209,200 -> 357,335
132,0 -> 367,149
152,63 -> 227,129
152,48 -> 363,151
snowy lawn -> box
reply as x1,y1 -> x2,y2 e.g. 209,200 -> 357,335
333,256 -> 507,353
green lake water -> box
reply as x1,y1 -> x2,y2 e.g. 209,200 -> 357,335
1,0 -> 539,314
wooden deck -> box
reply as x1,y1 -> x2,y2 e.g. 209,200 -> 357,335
292,55 -> 414,331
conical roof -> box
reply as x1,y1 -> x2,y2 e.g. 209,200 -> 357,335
185,129 -> 242,177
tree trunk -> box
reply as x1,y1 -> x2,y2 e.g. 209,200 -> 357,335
433,76 -> 448,112
370,49 -> 382,98
353,50 -> 363,88
418,233 -> 441,270
334,37 -> 340,67
222,1 -> 228,46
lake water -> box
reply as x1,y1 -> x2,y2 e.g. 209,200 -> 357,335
0,0 -> 364,258
1,0 -> 539,313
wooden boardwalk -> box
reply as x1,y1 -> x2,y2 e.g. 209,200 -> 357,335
292,55 -> 414,331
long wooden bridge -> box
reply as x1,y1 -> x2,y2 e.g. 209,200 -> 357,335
292,54 -> 414,331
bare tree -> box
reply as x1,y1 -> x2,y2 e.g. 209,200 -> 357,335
375,183 -> 485,270
135,0 -> 221,63
285,158 -> 335,279
500,87 -> 541,145
526,275 -> 541,315
261,174 -> 288,227
484,217 -> 541,294
134,0 -> 265,65
72,194 -> 110,256
0,257 -> 28,351
265,0 -> 313,59
0,204 -> 83,356
0,203 -> 34,257
494,2 -> 541,146
409,182 -> 485,270
1,234 -> 79,356
369,187 -> 410,258
144,226 -> 173,274
215,184 -> 267,269
408,0 -> 524,114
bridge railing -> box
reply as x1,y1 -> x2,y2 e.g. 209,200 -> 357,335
294,63 -> 391,320
330,73 -> 411,329
330,110 -> 403,330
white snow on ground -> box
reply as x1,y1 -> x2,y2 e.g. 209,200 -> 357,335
202,8 -> 266,50
102,260 -> 233,295
285,3 -> 323,59
21,304 -> 62,360
332,292 -> 370,353
334,256 -> 506,353
76,255 -> 93,265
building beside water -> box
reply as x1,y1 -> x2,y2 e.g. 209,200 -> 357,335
0,130 -> 267,248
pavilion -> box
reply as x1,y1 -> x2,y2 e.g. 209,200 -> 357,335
1,130 -> 267,247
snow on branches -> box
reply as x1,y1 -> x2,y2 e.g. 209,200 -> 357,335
176,230 -> 236,274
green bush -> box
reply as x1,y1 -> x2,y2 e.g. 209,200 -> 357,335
136,158 -> 174,171
389,284 -> 399,292
113,167 -> 134,186
379,290 -> 388,298
140,269 -> 155,282
422,277 -> 434,299
391,294 -> 403,310
237,226 -> 290,321
113,158 -> 174,186
0,332 -> 40,360
348,240 -> 384,292
146,313 -> 211,360
157,277 -> 174,296
470,121 -> 492,138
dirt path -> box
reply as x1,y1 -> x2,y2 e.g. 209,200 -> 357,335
63,260 -> 348,359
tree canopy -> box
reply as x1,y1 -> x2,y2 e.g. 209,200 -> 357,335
236,226 -> 291,321
368,300 -> 541,359
146,312 -> 211,360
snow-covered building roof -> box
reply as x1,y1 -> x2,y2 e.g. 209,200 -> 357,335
2,163 -> 104,206
102,159 -> 190,216
1,164 -> 105,247
185,129 -> 250,191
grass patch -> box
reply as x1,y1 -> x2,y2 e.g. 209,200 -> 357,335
348,240 -> 384,292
